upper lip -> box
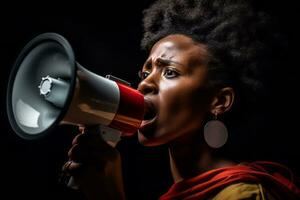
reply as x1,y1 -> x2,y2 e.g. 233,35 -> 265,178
143,97 -> 158,121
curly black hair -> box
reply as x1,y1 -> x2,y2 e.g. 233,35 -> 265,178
141,0 -> 287,160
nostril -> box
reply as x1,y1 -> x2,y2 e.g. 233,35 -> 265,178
142,87 -> 155,95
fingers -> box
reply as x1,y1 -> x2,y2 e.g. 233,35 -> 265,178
60,160 -> 83,185
62,160 -> 82,173
63,125 -> 120,179
72,132 -> 110,149
75,125 -> 120,148
68,142 -> 117,164
68,127 -> 118,164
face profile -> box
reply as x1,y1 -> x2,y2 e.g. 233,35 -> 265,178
138,34 -> 212,146
137,34 -> 234,147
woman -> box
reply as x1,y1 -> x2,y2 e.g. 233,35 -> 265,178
63,0 -> 300,199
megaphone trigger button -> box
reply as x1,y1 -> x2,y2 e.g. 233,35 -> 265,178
78,125 -> 86,134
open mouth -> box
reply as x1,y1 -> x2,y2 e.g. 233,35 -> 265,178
139,98 -> 158,137
143,98 -> 157,121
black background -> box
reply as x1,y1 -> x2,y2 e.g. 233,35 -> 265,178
0,1 -> 299,199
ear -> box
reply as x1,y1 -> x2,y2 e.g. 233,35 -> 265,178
210,87 -> 235,115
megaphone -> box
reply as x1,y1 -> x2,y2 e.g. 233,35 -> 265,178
6,32 -> 145,141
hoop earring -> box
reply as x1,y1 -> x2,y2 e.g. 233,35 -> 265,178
204,113 -> 228,148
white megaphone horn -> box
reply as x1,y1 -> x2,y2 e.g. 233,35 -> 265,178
6,32 -> 145,141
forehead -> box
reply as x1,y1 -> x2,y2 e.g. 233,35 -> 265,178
149,34 -> 208,64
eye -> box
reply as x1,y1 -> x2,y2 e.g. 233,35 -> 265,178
138,70 -> 151,80
163,68 -> 179,79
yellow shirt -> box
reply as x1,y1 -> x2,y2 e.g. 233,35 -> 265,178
211,182 -> 276,200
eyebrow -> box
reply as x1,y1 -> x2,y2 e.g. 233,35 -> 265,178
156,58 -> 184,66
143,57 -> 184,70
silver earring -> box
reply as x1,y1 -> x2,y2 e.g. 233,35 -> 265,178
204,113 -> 228,148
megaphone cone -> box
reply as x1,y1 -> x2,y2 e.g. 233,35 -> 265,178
6,33 -> 145,140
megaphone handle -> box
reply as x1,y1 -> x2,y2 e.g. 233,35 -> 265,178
59,125 -> 92,190
60,124 -> 122,190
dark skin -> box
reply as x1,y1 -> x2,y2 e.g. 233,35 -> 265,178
63,126 -> 125,200
64,34 -> 236,199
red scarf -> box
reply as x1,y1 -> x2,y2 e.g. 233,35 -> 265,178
159,161 -> 300,200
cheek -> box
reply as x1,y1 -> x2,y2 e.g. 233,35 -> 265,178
159,81 -> 185,116
155,99 -> 205,144
158,81 -> 209,130
159,79 -> 178,91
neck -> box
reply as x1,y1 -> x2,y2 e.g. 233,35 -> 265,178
168,132 -> 235,183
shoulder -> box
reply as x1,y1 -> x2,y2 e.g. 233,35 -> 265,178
211,182 -> 276,200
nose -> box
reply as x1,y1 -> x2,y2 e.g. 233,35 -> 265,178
137,76 -> 158,95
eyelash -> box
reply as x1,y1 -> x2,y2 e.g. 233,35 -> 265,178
138,68 -> 179,80
138,70 -> 150,80
163,68 -> 179,78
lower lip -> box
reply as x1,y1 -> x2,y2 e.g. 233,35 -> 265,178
139,116 -> 157,133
